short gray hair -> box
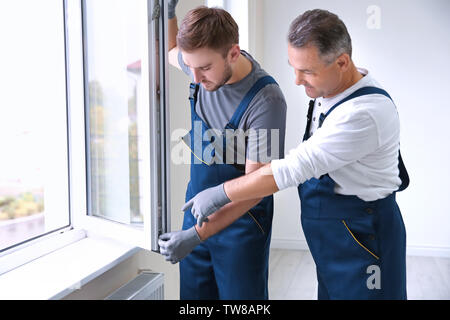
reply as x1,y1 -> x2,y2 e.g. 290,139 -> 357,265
288,9 -> 352,64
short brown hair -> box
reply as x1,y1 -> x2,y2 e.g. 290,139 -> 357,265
177,6 -> 239,57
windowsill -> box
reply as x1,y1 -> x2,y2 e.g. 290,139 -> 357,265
0,230 -> 140,300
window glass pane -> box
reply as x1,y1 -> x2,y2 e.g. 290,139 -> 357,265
0,0 -> 70,251
83,0 -> 147,224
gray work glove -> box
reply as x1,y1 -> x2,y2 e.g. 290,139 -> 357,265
167,0 -> 179,19
158,226 -> 202,264
181,183 -> 231,227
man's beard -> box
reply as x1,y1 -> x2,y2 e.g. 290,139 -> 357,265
203,62 -> 233,91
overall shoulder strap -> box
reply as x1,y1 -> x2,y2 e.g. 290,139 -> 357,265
189,82 -> 200,110
303,99 -> 316,141
318,86 -> 392,128
225,75 -> 278,130
317,86 -> 409,192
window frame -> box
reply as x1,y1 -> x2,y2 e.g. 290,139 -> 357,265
0,0 -> 170,275
72,0 -> 170,250
0,0 -> 72,269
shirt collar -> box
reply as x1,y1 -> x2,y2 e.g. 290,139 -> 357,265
317,67 -> 371,113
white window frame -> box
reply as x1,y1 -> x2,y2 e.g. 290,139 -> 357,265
0,0 -> 170,276
68,0 -> 170,250
0,0 -> 74,274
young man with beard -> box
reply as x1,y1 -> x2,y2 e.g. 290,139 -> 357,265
158,2 -> 287,300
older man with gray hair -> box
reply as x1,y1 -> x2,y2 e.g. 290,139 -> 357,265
182,9 -> 410,300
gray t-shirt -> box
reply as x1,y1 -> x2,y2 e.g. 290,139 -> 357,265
179,50 -> 287,163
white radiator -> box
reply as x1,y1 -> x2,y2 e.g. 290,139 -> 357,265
105,272 -> 164,300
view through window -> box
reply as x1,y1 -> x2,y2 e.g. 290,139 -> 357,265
83,0 -> 149,224
0,0 -> 70,251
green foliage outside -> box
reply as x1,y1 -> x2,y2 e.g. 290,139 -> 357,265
0,192 -> 44,221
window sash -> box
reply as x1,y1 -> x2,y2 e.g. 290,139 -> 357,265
0,0 -> 71,255
73,0 -> 169,251
0,0 -> 169,271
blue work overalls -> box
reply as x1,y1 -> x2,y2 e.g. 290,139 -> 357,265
299,87 -> 410,300
180,76 -> 278,299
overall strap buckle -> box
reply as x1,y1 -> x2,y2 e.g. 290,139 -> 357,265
189,83 -> 200,102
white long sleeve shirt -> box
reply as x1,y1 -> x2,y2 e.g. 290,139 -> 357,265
271,68 -> 402,201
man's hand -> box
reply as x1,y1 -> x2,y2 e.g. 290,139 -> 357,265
158,227 -> 202,264
167,0 -> 179,19
182,183 -> 231,227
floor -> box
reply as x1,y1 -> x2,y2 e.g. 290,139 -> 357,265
268,249 -> 450,300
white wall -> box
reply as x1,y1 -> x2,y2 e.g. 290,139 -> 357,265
258,0 -> 450,257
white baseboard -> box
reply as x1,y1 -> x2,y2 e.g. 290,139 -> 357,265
406,245 -> 450,258
270,238 -> 450,258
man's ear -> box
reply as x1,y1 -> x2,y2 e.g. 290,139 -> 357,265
336,53 -> 351,71
228,44 -> 241,63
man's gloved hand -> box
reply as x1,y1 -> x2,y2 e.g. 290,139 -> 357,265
181,183 -> 231,227
158,226 -> 202,264
167,0 -> 179,19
